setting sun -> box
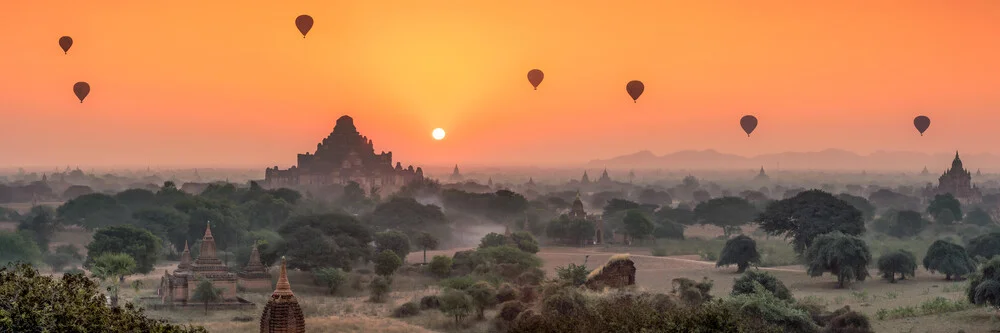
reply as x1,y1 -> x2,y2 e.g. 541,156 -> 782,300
432,128 -> 446,141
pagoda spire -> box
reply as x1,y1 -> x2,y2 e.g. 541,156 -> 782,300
273,257 -> 293,297
178,240 -> 192,270
199,222 -> 217,260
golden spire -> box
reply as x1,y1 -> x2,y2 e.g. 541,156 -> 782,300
204,221 -> 213,238
273,256 -> 293,296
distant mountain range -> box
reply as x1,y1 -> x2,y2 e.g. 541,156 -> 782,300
587,149 -> 998,172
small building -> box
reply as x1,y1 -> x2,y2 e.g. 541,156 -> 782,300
160,223 -> 238,305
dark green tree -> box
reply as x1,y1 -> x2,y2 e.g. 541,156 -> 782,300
934,209 -> 957,225
716,235 -> 761,273
374,250 -> 403,277
923,240 -> 977,280
965,207 -> 996,227
240,194 -> 292,229
694,197 -> 759,237
367,197 -> 449,237
16,206 -> 60,251
837,193 -> 876,222
278,213 -> 373,271
967,257 -> 1000,310
479,232 -> 508,249
637,188 -> 672,207
731,270 -> 792,301
655,206 -> 696,226
876,250 -> 917,283
429,255 -> 453,278
90,253 -> 136,307
0,231 -> 42,265
86,225 -> 161,274
466,281 -> 498,320
414,232 -> 439,264
439,288 -> 474,325
56,193 -> 132,229
546,215 -> 596,246
967,233 -> 1000,261
369,276 -> 391,303
757,190 -> 865,253
928,193 -> 963,222
0,263 -> 207,332
804,231 -> 871,288
872,210 -> 928,238
508,231 -> 540,254
312,267 -> 346,295
132,206 -> 190,252
375,230 -> 411,260
623,210 -> 654,245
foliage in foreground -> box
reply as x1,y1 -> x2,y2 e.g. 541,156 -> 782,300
0,262 -> 206,332
967,257 -> 1000,309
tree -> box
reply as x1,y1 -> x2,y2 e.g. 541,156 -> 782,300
190,279 -> 223,315
876,250 -> 917,283
278,213 -> 373,271
0,263 -> 207,332
86,225 -> 161,274
716,235 -> 760,273
757,190 -> 865,254
966,207 -> 995,227
923,240 -> 977,280
312,267 -> 346,295
508,231 -> 540,254
240,194 -> 292,230
546,215 -> 595,247
132,206 -> 190,252
62,185 -> 94,200
637,188 -> 672,207
17,206 -> 60,252
555,263 -> 589,286
374,250 -> 403,277
804,232 -> 872,288
655,206 -> 695,226
652,220 -> 685,240
967,257 -> 1000,310
0,231 -> 42,265
731,270 -> 792,301
935,209 -> 957,225
369,276 -> 391,303
90,253 -> 136,307
694,197 -> 759,238
967,233 -> 1000,260
928,193 -> 963,222
623,210 -> 654,245
56,193 -> 132,229
414,232 -> 439,264
439,288 -> 474,325
368,197 -> 449,238
466,281 -> 498,320
837,193 -> 876,222
429,255 -> 453,278
44,244 -> 83,272
375,230 -> 411,260
872,210 -> 928,238
479,232 -> 508,249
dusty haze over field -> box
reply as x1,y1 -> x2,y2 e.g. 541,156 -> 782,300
2,2 -> 999,168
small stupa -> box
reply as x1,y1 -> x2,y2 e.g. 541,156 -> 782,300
260,257 -> 306,333
238,244 -> 272,291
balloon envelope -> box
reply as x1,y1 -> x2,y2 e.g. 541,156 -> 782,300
295,15 -> 313,38
913,116 -> 930,136
740,115 -> 758,137
59,36 -> 73,54
527,69 -> 544,90
626,80 -> 644,102
73,82 -> 90,103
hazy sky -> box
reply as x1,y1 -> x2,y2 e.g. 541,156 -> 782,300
2,1 -> 999,168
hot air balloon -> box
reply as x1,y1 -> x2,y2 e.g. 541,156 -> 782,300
59,36 -> 73,54
626,80 -> 644,103
913,115 -> 930,136
73,82 -> 90,103
527,69 -> 544,90
740,115 -> 758,137
295,15 -> 313,38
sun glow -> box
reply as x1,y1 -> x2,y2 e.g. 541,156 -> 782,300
432,128 -> 446,140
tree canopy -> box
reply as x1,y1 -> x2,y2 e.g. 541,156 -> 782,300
804,231 -> 871,288
967,257 -> 1000,310
928,193 -> 963,222
277,213 -> 373,271
86,225 -> 161,274
757,190 -> 865,253
716,235 -> 760,273
922,240 -> 977,280
871,210 -> 928,238
967,232 -> 1000,261
694,197 -> 759,237
876,250 -> 917,283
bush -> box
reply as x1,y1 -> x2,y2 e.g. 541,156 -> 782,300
312,267 -> 346,294
368,276 -> 390,303
821,310 -> 872,333
515,268 -> 545,286
519,285 -> 537,303
373,250 -> 402,277
722,285 -> 819,333
392,302 -> 421,318
555,263 -> 588,286
496,283 -> 519,303
732,270 -> 792,301
468,281 -> 498,319
497,300 -> 527,322
439,288 -> 474,325
440,276 -> 477,290
429,255 -> 452,278
968,257 -> 1000,309
420,295 -> 441,309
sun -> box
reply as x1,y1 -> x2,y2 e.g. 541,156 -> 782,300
432,128 -> 446,140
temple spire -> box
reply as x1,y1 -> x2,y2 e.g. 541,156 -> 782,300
178,240 -> 192,270
273,256 -> 293,297
198,222 -> 217,260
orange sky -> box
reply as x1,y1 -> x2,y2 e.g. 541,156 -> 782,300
1,1 -> 999,168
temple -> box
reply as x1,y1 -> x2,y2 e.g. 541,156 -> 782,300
567,194 -> 606,245
581,171 -> 591,184
598,169 -> 613,184
928,151 -> 981,204
264,116 -> 423,190
159,223 -> 244,308
260,257 -> 306,333
754,167 -> 769,181
238,244 -> 272,291
450,165 -> 463,182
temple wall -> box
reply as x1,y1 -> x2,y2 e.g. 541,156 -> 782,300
239,278 -> 273,291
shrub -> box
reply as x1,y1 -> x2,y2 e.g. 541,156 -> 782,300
732,270 -> 792,301
876,250 -> 916,283
368,276 -> 390,303
821,311 -> 872,333
722,284 -> 819,333
467,281 -> 498,319
496,283 -> 519,303
968,257 -> 1000,309
373,250 -> 402,277
519,285 -> 537,303
439,288 -> 474,325
497,300 -> 527,322
440,276 -> 477,290
717,235 -> 761,273
429,255 -> 453,278
392,302 -> 421,318
420,295 -> 441,309
312,267 -> 346,294
555,263 -> 588,286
